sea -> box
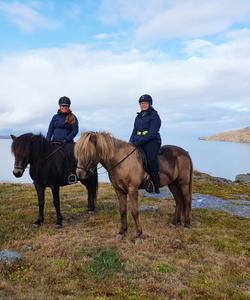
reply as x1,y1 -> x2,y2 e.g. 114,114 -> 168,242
1,134 -> 250,183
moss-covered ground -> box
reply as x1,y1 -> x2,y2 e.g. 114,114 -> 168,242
0,180 -> 249,299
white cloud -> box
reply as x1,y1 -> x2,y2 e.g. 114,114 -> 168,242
183,39 -> 214,56
93,33 -> 115,40
98,0 -> 166,24
99,0 -> 250,40
0,1 -> 58,32
0,30 -> 250,136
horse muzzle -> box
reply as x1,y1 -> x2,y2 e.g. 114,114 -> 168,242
13,168 -> 24,177
76,167 -> 86,180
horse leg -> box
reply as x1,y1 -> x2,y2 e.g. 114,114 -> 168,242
168,182 -> 182,226
33,182 -> 45,228
82,170 -> 98,212
179,183 -> 192,228
115,189 -> 128,240
51,185 -> 63,228
128,187 -> 142,244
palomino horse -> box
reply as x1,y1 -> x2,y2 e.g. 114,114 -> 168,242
11,133 -> 98,228
75,131 -> 193,242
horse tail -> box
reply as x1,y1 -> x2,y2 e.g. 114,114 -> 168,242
189,154 -> 193,200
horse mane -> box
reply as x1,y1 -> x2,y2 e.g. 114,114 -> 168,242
11,133 -> 33,157
75,131 -> 129,164
12,133 -> 52,160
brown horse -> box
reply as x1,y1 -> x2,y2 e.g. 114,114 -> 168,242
75,131 -> 193,243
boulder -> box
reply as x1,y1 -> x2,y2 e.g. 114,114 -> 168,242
235,174 -> 250,184
0,250 -> 22,264
140,205 -> 159,212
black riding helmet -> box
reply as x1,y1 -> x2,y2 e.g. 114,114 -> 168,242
58,96 -> 71,106
138,94 -> 152,105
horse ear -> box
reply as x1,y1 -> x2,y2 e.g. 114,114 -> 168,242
89,132 -> 97,144
10,134 -> 16,140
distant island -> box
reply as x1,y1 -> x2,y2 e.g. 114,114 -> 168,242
199,126 -> 250,144
0,135 -> 11,139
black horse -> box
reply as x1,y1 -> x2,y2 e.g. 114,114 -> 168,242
11,133 -> 98,228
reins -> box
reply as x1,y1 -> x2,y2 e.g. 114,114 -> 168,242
78,146 -> 138,177
21,143 -> 64,170
43,143 -> 64,162
104,146 -> 138,173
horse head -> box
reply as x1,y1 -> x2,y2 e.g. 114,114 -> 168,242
75,131 -> 100,180
11,134 -> 32,177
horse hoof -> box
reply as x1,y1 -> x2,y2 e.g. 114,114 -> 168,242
169,223 -> 176,228
184,224 -> 192,229
134,237 -> 142,245
32,223 -> 39,229
54,223 -> 62,229
32,222 -> 43,229
117,233 -> 125,241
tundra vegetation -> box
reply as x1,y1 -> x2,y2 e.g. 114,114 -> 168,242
0,176 -> 250,299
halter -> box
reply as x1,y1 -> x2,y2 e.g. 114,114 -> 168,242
14,159 -> 29,171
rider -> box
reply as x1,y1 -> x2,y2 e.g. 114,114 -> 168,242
46,96 -> 79,183
129,94 -> 161,193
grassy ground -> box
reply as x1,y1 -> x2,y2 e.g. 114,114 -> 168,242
193,171 -> 250,200
0,181 -> 250,300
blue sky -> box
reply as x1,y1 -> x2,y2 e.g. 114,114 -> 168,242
0,0 -> 250,139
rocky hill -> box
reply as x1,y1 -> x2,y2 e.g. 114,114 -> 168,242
199,126 -> 250,143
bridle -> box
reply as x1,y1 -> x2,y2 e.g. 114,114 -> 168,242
76,159 -> 97,178
76,146 -> 138,178
14,159 -> 29,172
14,142 -> 64,172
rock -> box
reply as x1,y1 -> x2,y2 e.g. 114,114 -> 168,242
232,194 -> 249,200
21,244 -> 33,251
140,205 -> 159,212
172,239 -> 184,249
192,193 -> 250,219
193,171 -> 232,184
211,176 -> 233,184
235,173 -> 250,184
0,250 -> 22,264
139,187 -> 173,200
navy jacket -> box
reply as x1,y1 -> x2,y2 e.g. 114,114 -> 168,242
129,107 -> 161,146
46,111 -> 79,143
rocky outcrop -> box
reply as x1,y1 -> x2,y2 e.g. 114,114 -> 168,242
193,170 -> 233,184
199,126 -> 250,143
235,173 -> 250,184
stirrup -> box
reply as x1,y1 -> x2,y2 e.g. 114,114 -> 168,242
68,173 -> 78,185
145,180 -> 154,193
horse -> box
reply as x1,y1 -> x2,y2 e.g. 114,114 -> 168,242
74,131 -> 193,243
11,133 -> 98,228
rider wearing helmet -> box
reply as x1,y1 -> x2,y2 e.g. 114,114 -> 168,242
46,96 -> 79,183
46,96 -> 78,143
129,94 -> 161,193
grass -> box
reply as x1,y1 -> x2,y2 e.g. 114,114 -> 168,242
193,171 -> 250,200
0,181 -> 250,299
85,248 -> 123,277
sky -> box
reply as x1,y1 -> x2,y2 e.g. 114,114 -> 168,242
0,0 -> 250,141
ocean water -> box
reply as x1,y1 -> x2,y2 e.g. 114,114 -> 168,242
1,135 -> 250,183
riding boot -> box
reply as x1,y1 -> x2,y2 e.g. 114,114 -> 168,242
65,143 -> 78,184
150,171 -> 160,194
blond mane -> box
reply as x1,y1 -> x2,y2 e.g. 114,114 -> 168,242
75,131 -> 128,164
